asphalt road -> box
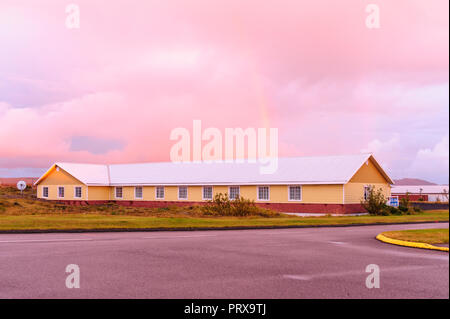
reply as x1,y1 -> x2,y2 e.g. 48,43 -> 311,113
0,223 -> 448,298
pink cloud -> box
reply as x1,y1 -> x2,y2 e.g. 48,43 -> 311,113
0,0 -> 448,183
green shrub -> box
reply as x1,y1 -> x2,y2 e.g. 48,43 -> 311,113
398,205 -> 409,213
383,205 -> 402,215
361,186 -> 387,216
400,193 -> 410,209
202,193 -> 279,217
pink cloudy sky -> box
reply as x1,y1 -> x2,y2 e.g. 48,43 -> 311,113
0,0 -> 448,183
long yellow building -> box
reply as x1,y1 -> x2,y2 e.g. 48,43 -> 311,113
34,154 -> 393,214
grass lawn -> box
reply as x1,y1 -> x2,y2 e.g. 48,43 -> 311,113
381,228 -> 449,245
0,211 -> 448,231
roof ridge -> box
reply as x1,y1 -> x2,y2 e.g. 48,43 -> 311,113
53,154 -> 372,167
107,153 -> 372,166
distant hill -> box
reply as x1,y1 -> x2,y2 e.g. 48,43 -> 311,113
394,178 -> 437,185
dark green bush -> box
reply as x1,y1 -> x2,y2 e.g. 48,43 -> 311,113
398,205 -> 408,213
361,186 -> 387,215
400,193 -> 410,209
360,187 -> 419,216
382,205 -> 402,215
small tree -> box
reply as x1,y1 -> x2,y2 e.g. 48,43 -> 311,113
399,192 -> 410,212
361,186 -> 387,215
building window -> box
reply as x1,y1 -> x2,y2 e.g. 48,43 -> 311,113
203,186 -> 213,200
258,186 -> 270,201
229,186 -> 240,200
74,186 -> 82,198
288,186 -> 302,201
156,186 -> 165,199
58,186 -> 65,198
42,187 -> 49,198
135,186 -> 143,199
115,187 -> 123,199
364,186 -> 372,201
178,186 -> 188,200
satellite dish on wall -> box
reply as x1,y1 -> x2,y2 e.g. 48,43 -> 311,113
17,180 -> 27,191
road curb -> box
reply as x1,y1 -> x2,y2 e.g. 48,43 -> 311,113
376,233 -> 449,252
0,220 -> 448,234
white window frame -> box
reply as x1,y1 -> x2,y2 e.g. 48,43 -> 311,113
257,186 -> 270,201
135,186 -> 143,199
288,185 -> 302,201
115,186 -> 123,199
202,186 -> 213,200
156,186 -> 165,199
57,186 -> 65,199
74,186 -> 82,199
229,186 -> 240,200
178,186 -> 188,200
42,186 -> 49,198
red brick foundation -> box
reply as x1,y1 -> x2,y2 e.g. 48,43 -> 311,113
255,202 -> 366,214
54,200 -> 367,214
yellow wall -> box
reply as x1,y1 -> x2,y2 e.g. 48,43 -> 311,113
349,158 -> 388,183
344,157 -> 391,204
257,184 -> 343,203
344,182 -> 390,204
302,185 -> 343,204
109,186 -> 210,201
88,186 -> 111,201
37,167 -> 86,200
103,184 -> 344,204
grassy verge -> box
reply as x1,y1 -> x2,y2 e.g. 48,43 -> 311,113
380,228 -> 449,245
0,210 -> 448,231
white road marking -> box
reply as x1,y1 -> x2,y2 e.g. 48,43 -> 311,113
283,275 -> 312,280
283,265 -> 444,281
142,234 -> 216,239
329,241 -> 346,245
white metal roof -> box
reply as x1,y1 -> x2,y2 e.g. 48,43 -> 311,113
34,163 -> 110,186
35,154 -> 393,186
57,163 -> 110,185
391,185 -> 449,195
